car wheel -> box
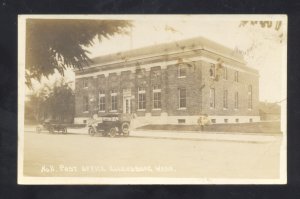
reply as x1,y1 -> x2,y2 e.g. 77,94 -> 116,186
121,122 -> 130,136
109,127 -> 117,138
49,127 -> 54,134
62,127 -> 67,134
88,127 -> 96,136
36,126 -> 41,133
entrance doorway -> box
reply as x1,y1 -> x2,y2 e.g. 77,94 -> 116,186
123,89 -> 132,114
123,96 -> 131,114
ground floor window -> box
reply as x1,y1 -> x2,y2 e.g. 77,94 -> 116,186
223,89 -> 228,109
210,88 -> 215,108
99,90 -> 105,111
111,89 -> 118,111
248,85 -> 253,109
153,92 -> 161,109
234,92 -> 239,109
111,96 -> 117,111
83,96 -> 89,112
178,88 -> 186,108
138,93 -> 146,110
138,87 -> 146,110
153,85 -> 161,109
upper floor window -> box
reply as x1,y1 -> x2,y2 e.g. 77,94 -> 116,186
209,64 -> 216,78
178,65 -> 187,78
234,71 -> 239,82
248,85 -> 253,109
223,67 -> 228,80
83,79 -> 88,88
178,88 -> 187,109
210,88 -> 215,108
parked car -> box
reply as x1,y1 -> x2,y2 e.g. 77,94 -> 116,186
87,114 -> 131,137
36,120 -> 68,134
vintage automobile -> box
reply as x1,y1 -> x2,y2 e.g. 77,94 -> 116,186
36,120 -> 68,134
87,114 -> 131,137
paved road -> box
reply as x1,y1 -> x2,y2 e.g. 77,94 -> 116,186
22,131 -> 282,179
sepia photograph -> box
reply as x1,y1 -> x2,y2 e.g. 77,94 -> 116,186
18,15 -> 287,184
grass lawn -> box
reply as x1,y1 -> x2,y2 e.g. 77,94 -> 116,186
137,121 -> 281,134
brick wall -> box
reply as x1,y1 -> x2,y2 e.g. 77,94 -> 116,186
75,60 -> 259,120
200,60 -> 259,117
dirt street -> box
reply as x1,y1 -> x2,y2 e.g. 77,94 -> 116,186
23,131 -> 282,179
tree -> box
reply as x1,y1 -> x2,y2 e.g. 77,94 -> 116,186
26,19 -> 132,88
26,79 -> 75,123
46,79 -> 75,122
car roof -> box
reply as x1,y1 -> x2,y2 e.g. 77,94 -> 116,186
101,114 -> 120,117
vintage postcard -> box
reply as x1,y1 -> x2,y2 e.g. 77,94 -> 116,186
18,15 -> 287,184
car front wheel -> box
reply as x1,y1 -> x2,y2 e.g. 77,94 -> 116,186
88,127 -> 96,136
62,127 -> 67,134
121,122 -> 130,136
36,126 -> 42,133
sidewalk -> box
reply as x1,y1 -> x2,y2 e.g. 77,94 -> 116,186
130,129 -> 282,143
24,125 -> 282,143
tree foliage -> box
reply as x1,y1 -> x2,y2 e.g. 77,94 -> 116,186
239,20 -> 284,43
26,19 -> 132,87
26,79 -> 75,122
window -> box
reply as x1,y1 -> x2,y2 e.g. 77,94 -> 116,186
138,87 -> 146,110
111,89 -> 118,111
223,89 -> 228,109
209,64 -> 216,78
178,119 -> 186,124
235,118 -> 239,123
153,85 -> 161,109
223,67 -> 228,80
210,88 -> 215,108
234,92 -> 239,109
224,119 -> 228,123
83,96 -> 89,112
234,71 -> 239,82
249,118 -> 253,123
178,88 -> 187,109
83,79 -> 88,88
178,65 -> 187,78
98,90 -> 105,112
211,119 -> 216,123
248,85 -> 253,109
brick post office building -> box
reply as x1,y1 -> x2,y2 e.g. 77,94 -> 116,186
74,37 -> 260,126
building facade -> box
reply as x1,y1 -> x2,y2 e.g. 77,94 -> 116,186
74,37 -> 260,126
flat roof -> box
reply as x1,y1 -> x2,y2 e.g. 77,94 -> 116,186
89,36 -> 245,67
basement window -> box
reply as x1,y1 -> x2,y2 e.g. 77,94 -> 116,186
178,119 -> 186,124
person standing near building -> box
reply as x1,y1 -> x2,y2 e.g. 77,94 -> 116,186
197,114 -> 210,131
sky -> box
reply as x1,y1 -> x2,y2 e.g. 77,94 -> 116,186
29,15 -> 287,103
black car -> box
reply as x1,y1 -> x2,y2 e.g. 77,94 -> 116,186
36,120 -> 68,134
87,114 -> 131,137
